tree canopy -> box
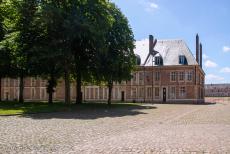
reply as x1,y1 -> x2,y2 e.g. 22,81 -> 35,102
0,0 -> 136,105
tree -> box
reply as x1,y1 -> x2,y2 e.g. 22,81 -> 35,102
0,0 -> 39,103
70,0 -> 113,104
39,0 -> 113,104
0,0 -> 4,101
98,3 -> 135,105
0,0 -> 19,101
0,45 -> 12,102
28,0 -> 66,104
28,0 -> 113,104
15,0 -> 39,103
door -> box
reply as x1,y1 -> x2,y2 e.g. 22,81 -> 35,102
121,91 -> 125,102
163,88 -> 166,102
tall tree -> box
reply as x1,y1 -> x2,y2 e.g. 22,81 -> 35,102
0,0 -> 4,101
29,0 -> 65,104
70,0 -> 113,104
16,0 -> 39,103
0,0 -> 39,103
98,3 -> 135,105
38,0 -> 113,104
0,0 -> 19,101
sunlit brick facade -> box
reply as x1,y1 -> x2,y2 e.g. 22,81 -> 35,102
1,35 -> 205,103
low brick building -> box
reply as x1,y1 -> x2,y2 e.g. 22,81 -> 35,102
1,34 -> 205,103
205,84 -> 230,97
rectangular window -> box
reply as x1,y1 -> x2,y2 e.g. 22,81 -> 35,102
170,72 -> 177,81
5,78 -> 10,87
104,88 -> 107,99
95,88 -> 98,99
145,72 -> 151,83
15,79 -> 19,87
41,88 -> 46,99
179,87 -> 186,97
132,73 -> 137,83
90,88 -> 94,99
155,87 -> 160,97
132,88 -> 137,98
187,72 -> 192,81
31,78 -> 36,87
147,87 -> 152,98
115,88 -> 118,99
179,72 -> 184,81
139,87 -> 144,97
86,88 -> 89,99
155,72 -> 160,81
32,88 -> 36,98
155,56 -> 162,65
179,55 -> 187,65
139,72 -> 144,84
170,87 -> 176,99
41,80 -> 46,87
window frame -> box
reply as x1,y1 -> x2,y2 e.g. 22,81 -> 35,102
170,72 -> 177,82
155,87 -> 160,97
179,87 -> 186,97
155,72 -> 160,81
179,71 -> 185,81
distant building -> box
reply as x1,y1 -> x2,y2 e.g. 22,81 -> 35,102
205,84 -> 230,97
1,34 -> 205,103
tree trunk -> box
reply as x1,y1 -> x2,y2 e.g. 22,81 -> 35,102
0,77 -> 2,102
76,71 -> 82,104
47,74 -> 56,104
64,70 -> 71,104
19,72 -> 24,103
48,91 -> 53,104
108,80 -> 113,105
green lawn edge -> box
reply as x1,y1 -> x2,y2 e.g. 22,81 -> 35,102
0,101 -> 142,116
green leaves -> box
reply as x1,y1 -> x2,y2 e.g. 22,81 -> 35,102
98,2 -> 135,83
0,0 -> 135,103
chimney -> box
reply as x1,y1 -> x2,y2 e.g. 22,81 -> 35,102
196,34 -> 200,64
200,43 -> 202,68
149,35 -> 154,53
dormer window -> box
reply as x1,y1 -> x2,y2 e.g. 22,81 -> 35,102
155,56 -> 163,65
179,55 -> 187,65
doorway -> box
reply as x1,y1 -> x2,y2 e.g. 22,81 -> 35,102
163,88 -> 166,102
121,91 -> 125,102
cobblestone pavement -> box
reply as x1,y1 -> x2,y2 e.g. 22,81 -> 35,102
1,101 -> 230,154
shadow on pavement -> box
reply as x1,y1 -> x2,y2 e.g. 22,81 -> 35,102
21,103 -> 157,120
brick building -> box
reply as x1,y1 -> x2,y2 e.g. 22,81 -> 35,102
1,34 -> 205,103
205,84 -> 230,97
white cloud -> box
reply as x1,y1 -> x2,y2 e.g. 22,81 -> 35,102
203,54 -> 208,60
220,67 -> 230,73
139,0 -> 159,12
223,46 -> 230,52
204,60 -> 217,68
149,2 -> 158,9
206,74 -> 224,82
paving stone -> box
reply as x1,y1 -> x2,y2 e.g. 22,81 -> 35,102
0,102 -> 230,153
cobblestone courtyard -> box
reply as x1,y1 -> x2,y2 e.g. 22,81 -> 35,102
1,100 -> 230,153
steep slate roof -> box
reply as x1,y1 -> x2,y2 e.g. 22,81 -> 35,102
134,39 -> 199,66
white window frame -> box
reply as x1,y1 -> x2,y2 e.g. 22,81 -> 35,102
179,87 -> 186,97
170,72 -> 177,82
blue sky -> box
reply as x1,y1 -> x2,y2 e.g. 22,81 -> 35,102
111,0 -> 230,84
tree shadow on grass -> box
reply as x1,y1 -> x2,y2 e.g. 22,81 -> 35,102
21,103 -> 157,120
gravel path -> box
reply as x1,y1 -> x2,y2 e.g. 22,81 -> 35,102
1,102 -> 230,153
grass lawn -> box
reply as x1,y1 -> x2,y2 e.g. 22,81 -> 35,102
0,101 -> 141,115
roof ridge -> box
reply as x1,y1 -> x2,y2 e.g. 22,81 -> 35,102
157,39 -> 183,41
